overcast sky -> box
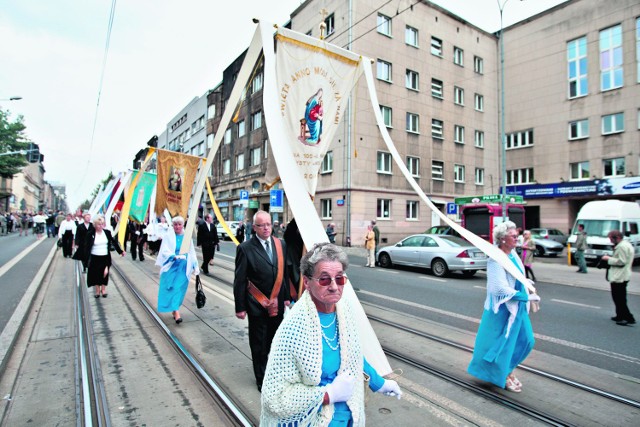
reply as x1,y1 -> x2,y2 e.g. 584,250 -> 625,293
1,0 -> 567,210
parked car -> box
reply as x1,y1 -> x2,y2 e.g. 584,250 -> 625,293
216,221 -> 241,241
530,228 -> 568,245
377,234 -> 487,277
530,232 -> 564,257
424,225 -> 462,238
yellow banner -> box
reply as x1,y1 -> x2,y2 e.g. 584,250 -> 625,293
155,149 -> 202,218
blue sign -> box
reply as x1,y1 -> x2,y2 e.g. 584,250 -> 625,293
270,189 -> 283,207
336,199 -> 345,207
239,190 -> 249,200
446,202 -> 458,215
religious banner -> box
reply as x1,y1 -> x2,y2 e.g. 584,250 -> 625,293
274,28 -> 362,196
129,171 -> 157,222
155,149 -> 201,218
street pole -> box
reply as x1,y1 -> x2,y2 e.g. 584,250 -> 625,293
499,1 -> 507,221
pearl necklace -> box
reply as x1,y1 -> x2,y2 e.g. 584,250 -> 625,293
320,313 -> 336,329
320,314 -> 339,351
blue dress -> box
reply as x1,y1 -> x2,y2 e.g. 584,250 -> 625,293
157,235 -> 189,312
467,256 -> 535,388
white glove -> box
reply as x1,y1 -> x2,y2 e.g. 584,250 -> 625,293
377,379 -> 402,400
326,373 -> 355,403
174,254 -> 186,260
528,294 -> 541,302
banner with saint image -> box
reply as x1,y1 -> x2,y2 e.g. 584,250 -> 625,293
155,149 -> 201,218
129,171 -> 157,222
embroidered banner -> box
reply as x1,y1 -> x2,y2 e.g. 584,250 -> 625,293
129,171 -> 157,222
274,29 -> 362,196
155,149 -> 201,218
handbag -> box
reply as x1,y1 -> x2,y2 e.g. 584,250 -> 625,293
195,275 -> 206,309
57,238 -> 62,248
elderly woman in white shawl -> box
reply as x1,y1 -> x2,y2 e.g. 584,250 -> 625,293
260,243 -> 401,426
155,216 -> 199,324
467,221 -> 540,393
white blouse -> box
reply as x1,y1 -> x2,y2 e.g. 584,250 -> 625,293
91,231 -> 109,256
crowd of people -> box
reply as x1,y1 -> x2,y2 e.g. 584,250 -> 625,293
0,209 -> 72,238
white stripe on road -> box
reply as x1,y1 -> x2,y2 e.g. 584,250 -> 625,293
0,238 -> 45,279
419,276 -> 446,283
551,299 -> 601,309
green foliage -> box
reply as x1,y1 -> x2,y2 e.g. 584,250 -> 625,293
0,109 -> 30,178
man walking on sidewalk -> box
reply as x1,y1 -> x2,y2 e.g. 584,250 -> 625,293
601,230 -> 635,326
575,224 -> 588,273
197,214 -> 219,275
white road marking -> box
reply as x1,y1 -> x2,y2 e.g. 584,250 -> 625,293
551,299 -> 601,309
0,239 -> 45,279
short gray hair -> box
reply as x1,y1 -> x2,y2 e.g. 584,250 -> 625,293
300,243 -> 349,277
493,221 -> 517,243
92,214 -> 105,226
172,216 -> 184,224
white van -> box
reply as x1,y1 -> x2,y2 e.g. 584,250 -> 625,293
567,200 -> 640,264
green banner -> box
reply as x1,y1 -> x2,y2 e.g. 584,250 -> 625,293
454,194 -> 524,205
129,171 -> 157,222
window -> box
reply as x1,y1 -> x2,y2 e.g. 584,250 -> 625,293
236,153 -> 245,171
407,156 -> 420,177
506,129 -> 534,149
377,14 -> 392,36
224,128 -> 232,144
454,86 -> 464,106
321,151 -> 333,173
431,36 -> 443,56
377,199 -> 391,219
454,47 -> 464,66
454,165 -> 465,183
192,115 -> 205,133
252,72 -> 263,94
570,161 -> 590,180
602,112 -> 624,134
454,125 -> 465,144
207,103 -> 216,119
251,111 -> 262,131
406,113 -> 419,133
507,168 -> 534,185
377,59 -> 392,82
474,56 -> 484,74
325,14 -> 335,36
406,201 -> 419,220
321,199 -> 332,219
569,119 -> 589,140
431,119 -> 443,139
568,37 -> 588,98
603,157 -> 625,177
405,25 -> 418,47
207,133 -> 214,149
380,105 -> 392,127
223,158 -> 231,175
475,168 -> 485,185
432,160 -> 444,180
377,152 -> 392,174
431,78 -> 443,98
600,25 -> 623,91
250,147 -> 261,166
406,69 -> 419,90
475,130 -> 485,148
237,120 -> 246,138
474,93 -> 484,111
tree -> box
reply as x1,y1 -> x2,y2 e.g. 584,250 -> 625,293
0,109 -> 30,178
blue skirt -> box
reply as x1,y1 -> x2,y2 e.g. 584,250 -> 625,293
467,302 -> 534,388
157,258 -> 189,312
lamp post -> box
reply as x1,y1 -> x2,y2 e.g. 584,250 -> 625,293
0,96 -> 22,101
497,0 -> 523,221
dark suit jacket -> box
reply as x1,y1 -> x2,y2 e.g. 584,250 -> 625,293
84,229 -> 123,266
197,222 -> 219,247
73,222 -> 95,260
128,222 -> 147,243
233,236 -> 289,316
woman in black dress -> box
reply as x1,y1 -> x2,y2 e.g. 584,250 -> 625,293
84,215 -> 125,298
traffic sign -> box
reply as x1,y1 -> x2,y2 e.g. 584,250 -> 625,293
270,189 -> 284,213
446,202 -> 458,215
239,190 -> 249,200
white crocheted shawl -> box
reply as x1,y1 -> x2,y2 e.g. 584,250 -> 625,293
155,228 -> 199,279
484,250 -> 530,338
260,290 -> 365,427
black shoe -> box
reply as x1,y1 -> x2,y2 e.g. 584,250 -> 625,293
102,293 -> 108,298
611,316 -> 622,321
616,320 -> 630,326
94,294 -> 100,298
628,319 -> 636,325
175,317 -> 183,324
139,258 -> 144,261
257,384 -> 262,393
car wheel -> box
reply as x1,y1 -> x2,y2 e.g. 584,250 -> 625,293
431,258 -> 449,277
378,252 -> 392,268
462,270 -> 477,278
535,245 -> 544,257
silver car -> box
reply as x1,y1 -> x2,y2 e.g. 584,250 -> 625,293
216,221 -> 241,240
377,234 -> 487,277
530,233 -> 564,257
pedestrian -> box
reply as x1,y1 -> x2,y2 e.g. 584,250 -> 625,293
58,213 -> 77,258
156,216 -> 199,324
467,221 -> 540,393
45,211 -> 56,238
197,214 -> 220,275
260,243 -> 402,425
521,230 -> 536,281
283,218 -> 303,301
19,212 -> 29,236
233,210 -> 290,392
32,211 -> 47,239
55,211 -> 65,236
235,221 -> 245,242
84,215 -> 125,298
272,220 -> 284,239
128,220 -> 146,261
574,223 -> 588,273
515,227 -> 524,257
372,220 -> 380,263
325,222 -> 337,244
364,224 -> 375,268
0,213 -> 6,236
601,230 -> 636,326
73,212 -> 94,272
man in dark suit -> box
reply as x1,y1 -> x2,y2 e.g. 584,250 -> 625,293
73,212 -> 94,271
128,220 -> 146,261
233,210 -> 290,392
197,214 -> 220,275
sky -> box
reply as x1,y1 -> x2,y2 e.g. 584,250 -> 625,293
1,0 -> 567,210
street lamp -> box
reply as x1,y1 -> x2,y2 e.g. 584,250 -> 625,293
0,96 -> 22,101
498,0 -> 523,221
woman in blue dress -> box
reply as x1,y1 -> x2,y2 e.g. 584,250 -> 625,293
467,221 -> 540,393
260,243 -> 401,426
155,216 -> 199,324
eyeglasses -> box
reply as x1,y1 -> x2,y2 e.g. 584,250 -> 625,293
309,275 -> 348,287
254,223 -> 271,228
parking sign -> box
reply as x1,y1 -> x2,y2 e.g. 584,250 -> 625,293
446,202 -> 458,215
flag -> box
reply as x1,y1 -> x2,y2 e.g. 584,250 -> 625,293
155,149 -> 201,218
129,171 -> 157,222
